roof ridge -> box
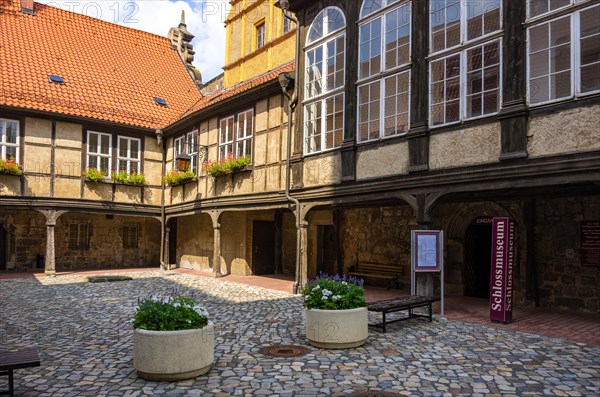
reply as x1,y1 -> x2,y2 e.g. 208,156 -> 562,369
33,2 -> 172,44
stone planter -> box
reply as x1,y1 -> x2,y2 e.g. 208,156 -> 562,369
305,307 -> 368,349
133,322 -> 214,381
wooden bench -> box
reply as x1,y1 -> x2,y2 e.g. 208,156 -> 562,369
0,350 -> 40,397
347,262 -> 403,290
368,295 -> 439,333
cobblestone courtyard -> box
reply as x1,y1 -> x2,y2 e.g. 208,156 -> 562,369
1,272 -> 598,396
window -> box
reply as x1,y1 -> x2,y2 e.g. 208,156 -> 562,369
283,14 -> 294,34
174,130 -> 199,173
69,222 -> 90,249
219,110 -> 253,160
527,3 -> 600,105
358,0 -> 411,142
256,23 -> 265,49
304,7 -> 346,154
117,136 -> 140,174
123,223 -> 139,248
0,118 -> 19,162
87,131 -> 112,175
429,0 -> 502,127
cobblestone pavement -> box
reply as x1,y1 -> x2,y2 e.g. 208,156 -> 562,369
1,272 -> 598,397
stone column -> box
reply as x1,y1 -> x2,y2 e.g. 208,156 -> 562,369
211,212 -> 223,278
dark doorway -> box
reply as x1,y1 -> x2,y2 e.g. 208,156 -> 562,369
464,219 -> 493,298
0,226 -> 6,270
167,218 -> 177,266
317,225 -> 336,275
253,221 -> 276,275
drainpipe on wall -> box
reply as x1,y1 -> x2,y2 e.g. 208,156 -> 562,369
279,2 -> 302,294
155,129 -> 167,270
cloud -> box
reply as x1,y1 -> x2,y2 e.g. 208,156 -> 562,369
37,0 -> 230,81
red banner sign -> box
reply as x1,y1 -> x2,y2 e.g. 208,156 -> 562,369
490,217 -> 516,323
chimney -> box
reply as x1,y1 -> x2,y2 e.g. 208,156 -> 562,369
21,0 -> 34,14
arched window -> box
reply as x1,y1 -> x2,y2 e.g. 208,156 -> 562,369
304,7 -> 346,155
357,0 -> 411,142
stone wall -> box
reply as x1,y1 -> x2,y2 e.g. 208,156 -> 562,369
55,214 -> 160,270
535,196 -> 599,312
528,104 -> 600,157
339,206 -> 416,287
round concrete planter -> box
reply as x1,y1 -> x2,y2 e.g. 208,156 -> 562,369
133,322 -> 214,381
305,307 -> 368,349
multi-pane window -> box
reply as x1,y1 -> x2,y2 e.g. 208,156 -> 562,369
358,0 -> 411,142
527,2 -> 600,105
219,110 -> 253,160
174,130 -> 198,173
429,0 -> 502,127
117,136 -> 140,175
123,223 -> 139,249
304,7 -> 346,154
69,222 -> 90,249
87,131 -> 111,175
256,23 -> 265,50
0,119 -> 19,162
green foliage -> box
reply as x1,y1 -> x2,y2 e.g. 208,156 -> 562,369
111,170 -> 145,186
0,157 -> 23,175
203,154 -> 251,177
302,274 -> 367,310
132,296 -> 209,331
82,167 -> 106,182
162,169 -> 196,186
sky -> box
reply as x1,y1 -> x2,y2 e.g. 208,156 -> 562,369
38,0 -> 230,82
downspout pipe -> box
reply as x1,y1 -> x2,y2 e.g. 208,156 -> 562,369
155,129 -> 167,270
279,5 -> 302,294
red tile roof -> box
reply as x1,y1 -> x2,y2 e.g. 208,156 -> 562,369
180,61 -> 295,120
0,1 -> 202,129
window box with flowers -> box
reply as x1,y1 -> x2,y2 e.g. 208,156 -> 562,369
162,169 -> 196,186
302,274 -> 368,349
0,157 -> 23,176
111,170 -> 145,186
132,296 -> 214,381
203,154 -> 251,177
82,167 -> 109,183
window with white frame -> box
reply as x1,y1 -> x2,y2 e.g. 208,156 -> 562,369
358,0 -> 411,142
123,223 -> 139,248
174,130 -> 199,173
117,136 -> 141,174
87,131 -> 112,175
429,0 -> 502,127
304,7 -> 346,154
527,2 -> 600,105
69,222 -> 90,249
0,118 -> 19,162
219,110 -> 253,160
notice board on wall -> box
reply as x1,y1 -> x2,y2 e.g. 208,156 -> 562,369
581,221 -> 600,267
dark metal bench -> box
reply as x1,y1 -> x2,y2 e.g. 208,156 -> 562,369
368,295 -> 439,333
0,350 -> 40,397
347,262 -> 403,290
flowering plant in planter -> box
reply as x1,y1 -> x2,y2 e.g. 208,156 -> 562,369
203,153 -> 251,177
111,170 -> 145,186
0,157 -> 23,175
303,273 -> 367,310
132,296 -> 209,331
82,167 -> 106,182
162,169 -> 196,186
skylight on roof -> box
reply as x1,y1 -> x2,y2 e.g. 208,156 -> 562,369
48,75 -> 65,84
154,97 -> 168,107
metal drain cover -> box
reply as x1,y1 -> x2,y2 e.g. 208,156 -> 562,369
348,393 -> 402,397
258,344 -> 310,358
